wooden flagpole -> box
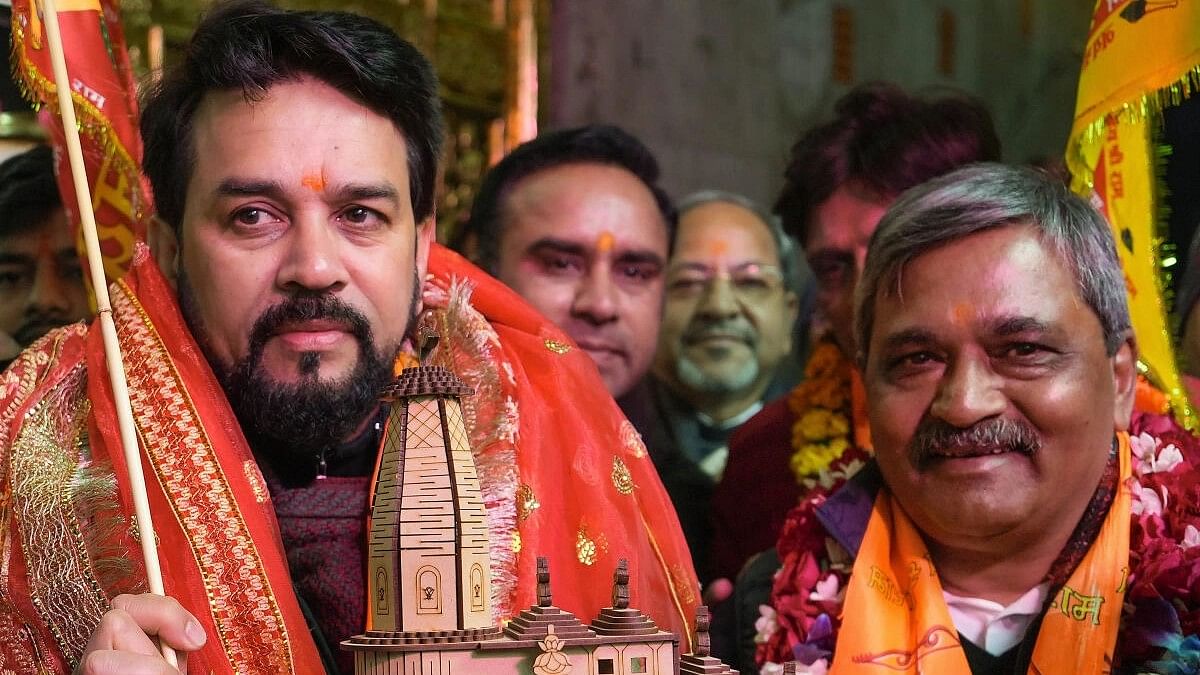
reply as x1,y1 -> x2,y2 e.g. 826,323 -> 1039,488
37,0 -> 178,665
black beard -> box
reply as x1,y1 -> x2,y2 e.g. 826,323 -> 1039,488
178,273 -> 416,474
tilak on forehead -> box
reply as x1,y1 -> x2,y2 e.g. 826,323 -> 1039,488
597,231 -> 615,253
952,302 -> 974,326
301,171 -> 327,192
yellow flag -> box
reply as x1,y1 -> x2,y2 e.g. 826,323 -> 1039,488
1066,0 -> 1200,429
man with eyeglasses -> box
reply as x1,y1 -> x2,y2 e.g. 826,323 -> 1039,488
653,192 -> 799,479
642,190 -> 799,584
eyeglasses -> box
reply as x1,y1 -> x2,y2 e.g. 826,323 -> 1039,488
665,262 -> 785,302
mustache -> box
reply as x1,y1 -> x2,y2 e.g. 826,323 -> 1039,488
908,416 -> 1042,468
682,318 -> 757,345
247,293 -> 374,359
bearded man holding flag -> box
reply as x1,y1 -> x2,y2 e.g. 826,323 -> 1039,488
0,1 -> 700,672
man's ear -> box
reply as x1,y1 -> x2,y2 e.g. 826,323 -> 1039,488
414,215 -> 436,296
1112,332 -> 1138,432
146,215 -> 180,290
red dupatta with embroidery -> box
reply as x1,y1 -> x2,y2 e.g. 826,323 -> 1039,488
422,244 -> 700,643
0,249 -> 321,672
87,251 -> 323,672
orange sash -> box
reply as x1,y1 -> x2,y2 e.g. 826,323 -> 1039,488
86,253 -> 323,673
832,434 -> 1131,673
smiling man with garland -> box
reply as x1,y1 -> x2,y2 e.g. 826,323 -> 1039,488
711,83 -> 1002,591
753,164 -> 1200,674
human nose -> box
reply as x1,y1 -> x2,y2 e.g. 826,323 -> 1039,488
571,265 -> 618,325
26,260 -> 70,316
929,356 -> 1006,428
275,217 -> 348,294
695,274 -> 740,320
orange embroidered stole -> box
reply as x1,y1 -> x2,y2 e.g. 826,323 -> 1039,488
85,256 -> 323,673
832,434 -> 1131,673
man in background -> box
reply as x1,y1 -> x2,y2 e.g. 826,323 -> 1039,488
635,191 -> 798,582
653,191 -> 799,479
0,145 -> 88,363
465,126 -> 745,574
465,124 -> 673,402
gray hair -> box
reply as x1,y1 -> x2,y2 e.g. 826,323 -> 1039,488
855,163 -> 1131,360
677,189 -> 799,293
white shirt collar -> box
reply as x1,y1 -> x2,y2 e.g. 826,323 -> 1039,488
943,583 -> 1049,656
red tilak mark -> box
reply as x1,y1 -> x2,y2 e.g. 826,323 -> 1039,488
708,240 -> 730,256
301,174 -> 326,192
952,302 -> 973,325
597,231 -> 615,253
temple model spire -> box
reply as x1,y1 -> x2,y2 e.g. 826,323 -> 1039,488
344,332 -> 740,674
357,330 -> 500,641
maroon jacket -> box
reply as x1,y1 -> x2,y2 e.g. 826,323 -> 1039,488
710,398 -> 802,581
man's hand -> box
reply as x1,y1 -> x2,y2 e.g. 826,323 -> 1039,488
76,594 -> 206,675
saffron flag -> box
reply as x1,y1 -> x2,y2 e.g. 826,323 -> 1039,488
1066,0 -> 1200,429
9,0 -> 147,286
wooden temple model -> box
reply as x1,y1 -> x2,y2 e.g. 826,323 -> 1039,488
343,340 -> 737,673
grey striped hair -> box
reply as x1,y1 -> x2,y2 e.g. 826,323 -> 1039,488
855,163 -> 1131,360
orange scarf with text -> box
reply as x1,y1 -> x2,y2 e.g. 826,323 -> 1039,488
832,433 -> 1131,673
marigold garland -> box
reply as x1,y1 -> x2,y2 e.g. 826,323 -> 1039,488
787,340 -> 855,487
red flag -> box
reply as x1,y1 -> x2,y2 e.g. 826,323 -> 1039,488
10,0 -> 147,285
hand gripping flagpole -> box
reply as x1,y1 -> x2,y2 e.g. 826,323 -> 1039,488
38,0 -> 178,666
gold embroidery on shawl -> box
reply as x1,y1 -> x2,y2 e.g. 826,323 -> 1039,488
611,456 -> 635,495
544,339 -> 571,355
111,281 -> 294,672
11,366 -> 109,664
516,483 -> 540,522
576,527 -> 598,566
0,326 -> 85,670
73,447 -> 135,600
243,460 -> 269,504
574,521 -> 609,567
